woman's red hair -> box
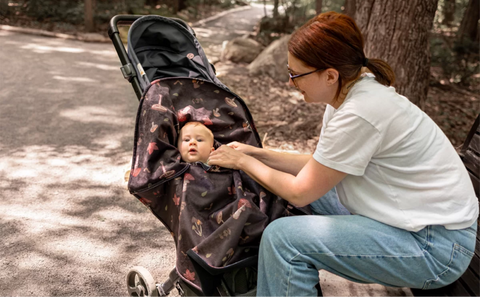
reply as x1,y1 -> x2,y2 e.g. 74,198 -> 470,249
288,12 -> 395,100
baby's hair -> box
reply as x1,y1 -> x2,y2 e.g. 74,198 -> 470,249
180,122 -> 214,140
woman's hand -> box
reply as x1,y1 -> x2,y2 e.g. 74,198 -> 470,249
208,145 -> 250,170
227,141 -> 258,156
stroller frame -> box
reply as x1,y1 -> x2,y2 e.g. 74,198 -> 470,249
108,15 -> 259,297
109,15 -> 196,297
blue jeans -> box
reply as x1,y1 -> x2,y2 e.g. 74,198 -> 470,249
257,189 -> 477,296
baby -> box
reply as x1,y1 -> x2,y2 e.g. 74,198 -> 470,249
178,122 -> 215,163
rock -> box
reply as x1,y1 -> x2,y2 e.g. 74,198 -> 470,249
247,35 -> 290,82
220,37 -> 265,63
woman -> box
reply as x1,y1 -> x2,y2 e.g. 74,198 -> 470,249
207,12 -> 478,296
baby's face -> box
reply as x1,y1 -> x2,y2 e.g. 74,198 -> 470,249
178,124 -> 214,163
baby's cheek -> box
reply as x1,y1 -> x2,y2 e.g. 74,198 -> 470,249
180,145 -> 187,155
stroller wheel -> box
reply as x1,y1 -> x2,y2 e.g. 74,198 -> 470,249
126,266 -> 159,297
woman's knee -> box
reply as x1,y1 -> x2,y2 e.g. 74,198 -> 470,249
260,216 -> 324,256
260,217 -> 300,252
262,218 -> 290,242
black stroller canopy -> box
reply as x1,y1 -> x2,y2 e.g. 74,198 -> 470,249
127,16 -> 222,91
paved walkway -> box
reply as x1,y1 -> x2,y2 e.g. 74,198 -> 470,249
193,3 -> 269,60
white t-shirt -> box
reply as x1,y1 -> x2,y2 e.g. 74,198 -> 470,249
313,74 -> 478,232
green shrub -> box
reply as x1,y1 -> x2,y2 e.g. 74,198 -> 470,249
0,0 -> 12,17
21,0 -> 146,24
93,0 -> 147,24
430,34 -> 479,85
254,0 -> 343,45
24,0 -> 83,23
0,0 -> 13,17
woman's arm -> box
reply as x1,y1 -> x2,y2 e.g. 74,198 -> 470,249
228,142 -> 311,176
208,146 -> 347,207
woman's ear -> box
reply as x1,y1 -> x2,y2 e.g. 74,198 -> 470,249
325,68 -> 339,85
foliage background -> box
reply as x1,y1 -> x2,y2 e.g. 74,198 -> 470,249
1,0 -> 477,88
0,0 -> 478,147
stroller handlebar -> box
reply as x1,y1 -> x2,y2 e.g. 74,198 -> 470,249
108,15 -> 144,37
108,15 -> 145,100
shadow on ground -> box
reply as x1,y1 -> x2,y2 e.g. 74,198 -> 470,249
0,32 -> 177,296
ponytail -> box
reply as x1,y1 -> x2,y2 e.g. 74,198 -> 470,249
365,58 -> 395,86
289,12 -> 396,94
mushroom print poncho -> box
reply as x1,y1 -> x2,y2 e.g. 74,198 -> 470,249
128,77 -> 309,293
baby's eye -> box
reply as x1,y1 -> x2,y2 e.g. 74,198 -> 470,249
197,139 -> 203,142
183,138 -> 190,142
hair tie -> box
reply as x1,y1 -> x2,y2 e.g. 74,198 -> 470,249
363,58 -> 369,67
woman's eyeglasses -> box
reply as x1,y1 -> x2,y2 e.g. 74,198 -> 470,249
287,64 -> 322,88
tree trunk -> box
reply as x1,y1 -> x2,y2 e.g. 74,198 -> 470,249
84,0 -> 94,32
316,0 -> 322,15
442,0 -> 455,26
145,0 -> 158,6
355,0 -> 439,107
173,0 -> 179,14
173,0 -> 186,13
458,0 -> 480,41
273,0 -> 279,18
343,0 -> 356,18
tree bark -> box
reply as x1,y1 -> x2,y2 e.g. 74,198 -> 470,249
173,0 -> 186,14
442,0 -> 455,26
458,0 -> 480,41
316,0 -> 322,15
145,0 -> 158,6
343,0 -> 356,18
273,0 -> 279,18
84,0 -> 94,32
355,0 -> 439,107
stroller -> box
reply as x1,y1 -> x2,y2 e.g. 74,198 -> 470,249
108,15 -> 310,297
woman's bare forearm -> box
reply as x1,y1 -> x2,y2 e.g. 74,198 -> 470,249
250,148 -> 311,176
235,154 -> 345,207
208,145 -> 346,207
